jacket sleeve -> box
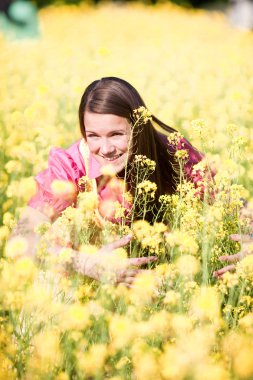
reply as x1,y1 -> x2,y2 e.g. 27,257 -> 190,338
28,147 -> 84,220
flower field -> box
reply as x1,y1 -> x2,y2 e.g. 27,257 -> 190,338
1,2 -> 253,379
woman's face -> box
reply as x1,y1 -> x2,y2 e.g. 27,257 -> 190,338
84,111 -> 132,174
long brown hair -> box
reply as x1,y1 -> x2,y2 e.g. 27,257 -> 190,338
78,77 -> 179,220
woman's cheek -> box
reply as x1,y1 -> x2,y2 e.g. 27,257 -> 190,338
118,138 -> 131,152
87,140 -> 99,153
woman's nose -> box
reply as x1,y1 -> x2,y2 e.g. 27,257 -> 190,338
100,139 -> 115,155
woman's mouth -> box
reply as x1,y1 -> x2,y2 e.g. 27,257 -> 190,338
100,154 -> 123,162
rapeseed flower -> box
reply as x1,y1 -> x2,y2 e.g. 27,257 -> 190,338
5,236 -> 28,259
237,252 -> 253,280
175,254 -> 200,277
59,303 -> 91,331
166,230 -> 199,256
133,106 -> 152,124
77,344 -> 107,377
190,286 -> 220,321
109,315 -> 136,349
28,330 -> 61,374
51,179 -> 76,200
129,271 -> 157,305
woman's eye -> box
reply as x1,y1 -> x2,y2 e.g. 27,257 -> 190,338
112,133 -> 123,137
87,134 -> 98,138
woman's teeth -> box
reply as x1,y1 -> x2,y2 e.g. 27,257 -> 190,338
103,154 -> 122,161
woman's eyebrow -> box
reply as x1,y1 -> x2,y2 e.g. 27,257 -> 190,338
86,129 -> 126,133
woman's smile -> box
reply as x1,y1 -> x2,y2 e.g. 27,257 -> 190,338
99,153 -> 123,162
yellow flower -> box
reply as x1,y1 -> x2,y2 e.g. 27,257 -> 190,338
29,329 -> 61,372
133,220 -> 166,254
0,353 -> 16,379
175,149 -> 189,160
100,163 -> 116,176
15,257 -> 37,282
194,363 -> 229,380
2,212 -> 15,229
78,191 -> 99,212
238,313 -> 253,334
5,236 -> 28,258
167,131 -> 184,146
0,258 -> 36,298
133,106 -> 152,124
77,344 -> 107,376
137,180 -> 157,199
190,286 -> 220,321
190,118 -> 209,137
237,252 -> 253,280
23,284 -> 59,316
129,271 -> 157,305
133,351 -> 160,380
133,155 -> 156,171
153,222 -> 167,234
138,310 -> 171,338
112,247 -> 128,259
109,315 -> 136,349
115,355 -> 131,370
51,179 -> 76,199
221,271 -> 239,288
6,177 -> 37,202
166,230 -> 198,256
2,198 -> 13,214
175,254 -> 200,277
60,303 -> 91,331
170,314 -> 193,336
163,290 -> 181,307
0,225 -> 11,244
160,344 -> 188,380
223,333 -> 253,379
132,220 -> 151,240
58,247 -> 74,264
55,372 -> 69,380
5,159 -> 23,174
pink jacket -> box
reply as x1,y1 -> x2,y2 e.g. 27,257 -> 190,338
28,137 -> 204,220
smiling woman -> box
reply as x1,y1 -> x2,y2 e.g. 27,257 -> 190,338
79,77 -> 204,210
11,76 -> 205,285
26,77 -> 204,223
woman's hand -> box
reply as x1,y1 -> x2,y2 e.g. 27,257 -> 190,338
213,234 -> 253,278
73,234 -> 157,286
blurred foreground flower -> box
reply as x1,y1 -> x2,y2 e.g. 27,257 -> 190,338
51,179 -> 76,201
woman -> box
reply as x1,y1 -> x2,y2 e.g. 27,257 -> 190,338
28,76 -> 204,221
11,77 -> 204,284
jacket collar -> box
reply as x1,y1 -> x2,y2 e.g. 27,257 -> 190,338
79,138 -> 102,179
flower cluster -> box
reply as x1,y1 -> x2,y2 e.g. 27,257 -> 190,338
133,106 -> 152,124
133,155 -> 156,171
137,180 -> 157,199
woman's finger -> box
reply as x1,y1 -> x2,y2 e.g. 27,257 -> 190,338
124,269 -> 141,277
127,256 -> 157,267
230,234 -> 253,242
118,282 -> 135,288
213,264 -> 236,278
219,251 -> 244,262
118,276 -> 137,285
116,269 -> 139,281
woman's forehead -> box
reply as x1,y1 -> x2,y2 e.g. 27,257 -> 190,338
84,112 -> 131,132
